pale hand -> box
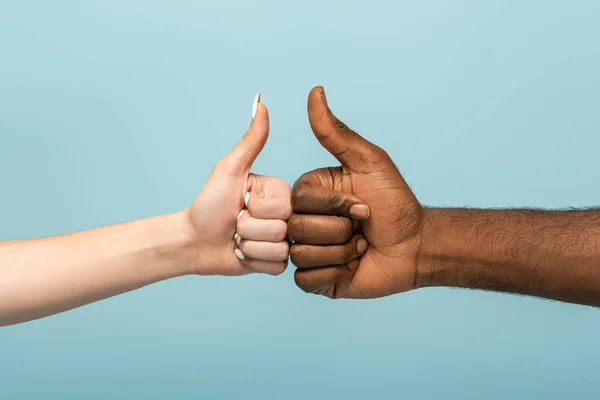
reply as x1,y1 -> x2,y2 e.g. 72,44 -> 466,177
186,95 -> 292,276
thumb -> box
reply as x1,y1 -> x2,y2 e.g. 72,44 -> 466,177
307,86 -> 390,171
222,93 -> 269,174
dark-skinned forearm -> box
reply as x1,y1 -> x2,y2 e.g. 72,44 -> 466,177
416,208 -> 600,306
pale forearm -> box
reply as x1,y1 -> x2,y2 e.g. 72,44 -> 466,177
417,208 -> 600,306
0,212 -> 196,326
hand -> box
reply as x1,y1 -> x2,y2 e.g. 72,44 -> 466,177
288,87 -> 425,298
186,94 -> 292,276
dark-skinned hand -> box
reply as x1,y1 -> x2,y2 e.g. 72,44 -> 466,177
288,86 -> 426,299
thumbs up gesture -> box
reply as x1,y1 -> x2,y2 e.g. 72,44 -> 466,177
187,94 -> 292,276
289,87 -> 426,298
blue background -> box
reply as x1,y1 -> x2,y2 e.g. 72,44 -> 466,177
1,1 -> 600,398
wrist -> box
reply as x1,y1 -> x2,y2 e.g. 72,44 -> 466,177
416,208 -> 484,290
154,211 -> 198,276
415,208 -> 445,289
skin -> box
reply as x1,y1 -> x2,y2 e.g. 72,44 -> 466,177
289,86 -> 600,306
0,97 -> 292,326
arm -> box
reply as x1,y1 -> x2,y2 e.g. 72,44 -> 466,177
0,95 -> 292,326
288,86 -> 600,307
0,213 -> 194,326
418,208 -> 600,306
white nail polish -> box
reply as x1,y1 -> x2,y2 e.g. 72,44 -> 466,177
252,93 -> 260,119
237,209 -> 245,220
235,248 -> 245,260
244,192 -> 250,207
234,233 -> 241,245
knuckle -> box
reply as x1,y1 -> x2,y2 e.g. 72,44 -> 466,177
334,118 -> 349,132
280,181 -> 293,194
213,156 -> 238,175
289,244 -> 306,267
270,262 -> 287,276
290,184 -> 309,210
276,241 -> 290,261
294,271 -> 311,292
293,171 -> 315,190
369,145 -> 392,164
274,221 -> 288,241
290,181 -> 311,210
351,145 -> 390,168
325,194 -> 351,215
282,202 -> 294,220
375,146 -> 391,160
213,157 -> 227,171
287,214 -> 305,241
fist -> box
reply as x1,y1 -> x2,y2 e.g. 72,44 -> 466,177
288,87 -> 425,299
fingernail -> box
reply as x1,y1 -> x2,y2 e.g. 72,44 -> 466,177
237,209 -> 245,220
234,233 -> 241,245
317,86 -> 327,102
356,238 -> 368,254
347,259 -> 359,270
244,192 -> 250,207
252,93 -> 260,120
235,248 -> 246,260
349,204 -> 370,220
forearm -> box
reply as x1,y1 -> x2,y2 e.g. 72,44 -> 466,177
0,212 -> 196,326
417,208 -> 600,306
